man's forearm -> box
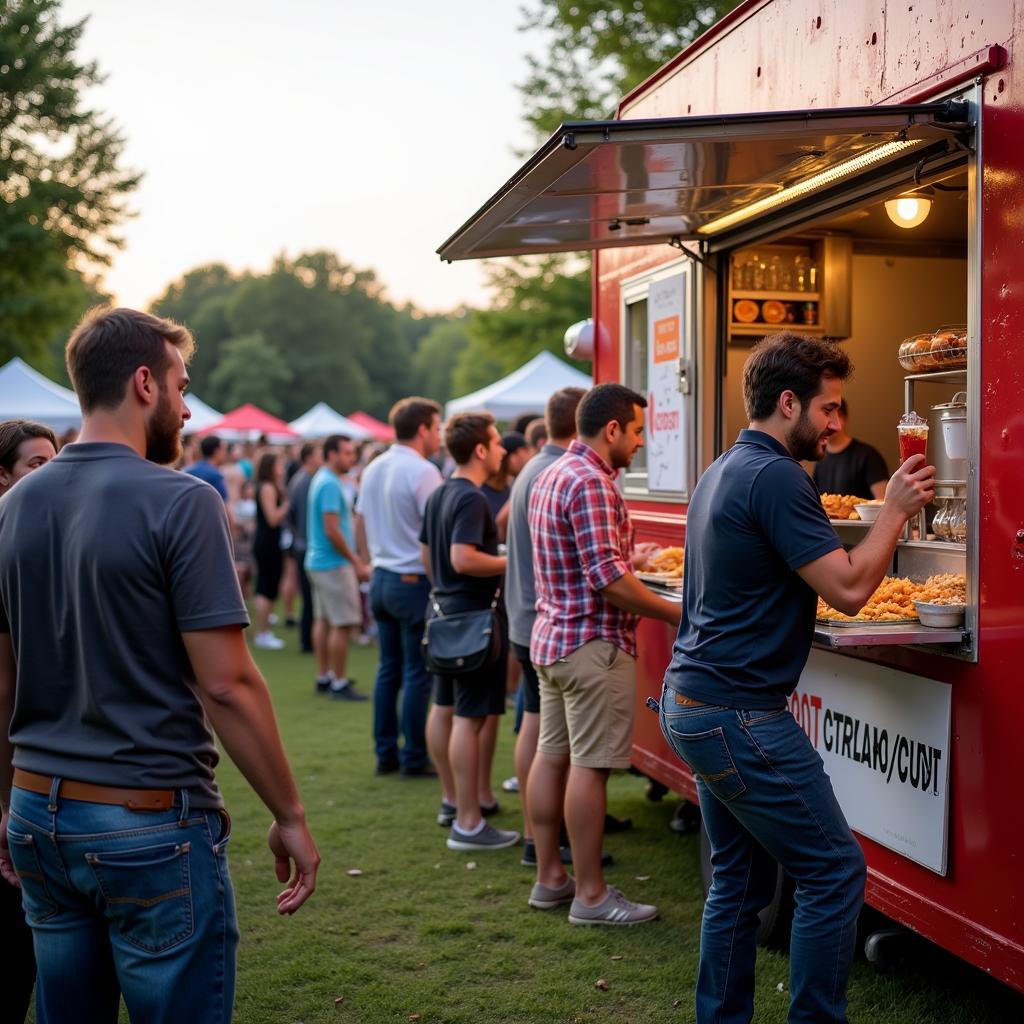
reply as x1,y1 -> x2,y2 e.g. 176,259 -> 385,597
843,508 -> 907,601
326,526 -> 358,563
199,671 -> 305,826
0,637 -> 15,808
450,545 -> 506,577
601,572 -> 681,625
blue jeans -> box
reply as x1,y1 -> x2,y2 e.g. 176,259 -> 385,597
370,569 -> 432,769
7,784 -> 238,1024
658,685 -> 866,1024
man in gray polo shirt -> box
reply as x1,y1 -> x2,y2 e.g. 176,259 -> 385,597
0,307 -> 319,1024
504,386 -> 584,864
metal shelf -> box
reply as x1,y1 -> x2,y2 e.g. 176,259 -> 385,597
903,368 -> 967,383
813,623 -> 966,648
731,289 -> 820,301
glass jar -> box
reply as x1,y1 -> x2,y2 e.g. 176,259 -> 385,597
732,256 -> 745,290
932,497 -> 952,540
752,254 -> 766,291
767,254 -> 782,290
950,497 -> 968,543
793,255 -> 807,291
781,258 -> 795,291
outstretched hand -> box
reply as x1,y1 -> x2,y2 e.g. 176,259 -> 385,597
267,818 -> 320,915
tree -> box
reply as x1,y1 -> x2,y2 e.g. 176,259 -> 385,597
0,0 -> 139,364
519,1 -> 741,139
150,263 -> 241,394
412,319 -> 472,403
208,333 -> 292,416
452,255 -> 591,394
151,251 -> 465,418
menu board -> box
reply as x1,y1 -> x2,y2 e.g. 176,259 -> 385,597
646,270 -> 688,492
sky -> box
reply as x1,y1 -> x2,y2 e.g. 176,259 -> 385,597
61,0 -> 539,313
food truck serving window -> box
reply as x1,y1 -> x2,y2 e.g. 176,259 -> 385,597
436,101 -> 971,262
620,260 -> 697,500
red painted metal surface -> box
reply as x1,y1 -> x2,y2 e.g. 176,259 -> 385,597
595,0 -> 1024,994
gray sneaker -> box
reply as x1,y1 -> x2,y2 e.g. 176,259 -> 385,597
446,823 -> 520,852
568,885 -> 658,926
437,800 -> 456,827
528,875 -> 576,910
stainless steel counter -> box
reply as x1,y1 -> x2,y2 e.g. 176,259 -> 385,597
812,622 -> 966,649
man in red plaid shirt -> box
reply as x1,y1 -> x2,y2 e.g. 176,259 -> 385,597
526,384 -> 682,925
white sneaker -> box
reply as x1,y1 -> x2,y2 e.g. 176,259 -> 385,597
253,631 -> 285,650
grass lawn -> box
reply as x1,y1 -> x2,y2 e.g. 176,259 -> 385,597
207,636 -> 1021,1023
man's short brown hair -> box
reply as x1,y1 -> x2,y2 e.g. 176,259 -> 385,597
390,396 -> 441,441
545,386 -> 586,441
65,307 -> 195,413
445,412 -> 495,465
525,417 -> 548,448
576,383 -> 646,439
742,332 -> 852,421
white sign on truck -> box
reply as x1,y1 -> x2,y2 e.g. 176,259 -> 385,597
792,649 -> 952,874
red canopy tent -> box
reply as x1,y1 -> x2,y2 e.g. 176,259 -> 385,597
347,411 -> 394,442
197,403 -> 298,441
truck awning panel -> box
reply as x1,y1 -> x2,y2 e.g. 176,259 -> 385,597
437,101 -> 971,260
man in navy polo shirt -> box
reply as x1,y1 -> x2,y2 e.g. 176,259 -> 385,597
660,333 -> 934,1024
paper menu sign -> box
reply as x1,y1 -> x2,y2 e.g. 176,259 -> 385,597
646,271 -> 688,493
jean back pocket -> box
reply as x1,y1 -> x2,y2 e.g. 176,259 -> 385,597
662,723 -> 747,802
7,829 -> 60,924
86,840 -> 194,953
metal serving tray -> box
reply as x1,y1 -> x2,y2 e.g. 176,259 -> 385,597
813,622 -> 966,648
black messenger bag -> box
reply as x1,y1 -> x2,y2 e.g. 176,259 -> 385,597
422,589 -> 501,676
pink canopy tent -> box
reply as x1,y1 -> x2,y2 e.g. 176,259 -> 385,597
347,411 -> 394,442
197,403 -> 298,441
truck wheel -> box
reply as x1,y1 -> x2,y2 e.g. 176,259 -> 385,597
699,819 -> 794,948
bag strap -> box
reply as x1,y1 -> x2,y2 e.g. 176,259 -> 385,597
431,586 -> 502,618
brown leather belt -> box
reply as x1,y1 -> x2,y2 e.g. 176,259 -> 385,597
13,768 -> 175,812
675,693 -> 706,707
400,574 -> 425,584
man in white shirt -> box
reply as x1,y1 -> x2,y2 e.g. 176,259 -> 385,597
355,398 -> 443,776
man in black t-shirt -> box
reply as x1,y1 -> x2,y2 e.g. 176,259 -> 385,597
812,399 -> 888,499
419,413 -> 520,854
0,307 -> 319,1024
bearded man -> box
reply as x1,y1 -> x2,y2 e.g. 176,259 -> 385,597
658,332 -> 934,1024
0,307 -> 319,1024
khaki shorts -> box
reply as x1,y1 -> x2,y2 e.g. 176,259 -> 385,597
309,564 -> 361,627
536,639 -> 636,770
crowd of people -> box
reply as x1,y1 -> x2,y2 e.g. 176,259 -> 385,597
0,305 -> 938,1024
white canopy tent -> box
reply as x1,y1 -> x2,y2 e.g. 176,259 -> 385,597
0,357 -> 82,432
289,401 -> 372,440
445,350 -> 591,421
183,394 -> 223,434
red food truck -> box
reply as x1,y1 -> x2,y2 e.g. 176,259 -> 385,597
438,0 -> 1023,995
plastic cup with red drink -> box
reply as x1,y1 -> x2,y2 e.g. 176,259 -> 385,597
898,411 -> 929,463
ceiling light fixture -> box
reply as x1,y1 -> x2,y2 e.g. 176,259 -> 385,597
697,138 -> 925,236
884,187 -> 934,228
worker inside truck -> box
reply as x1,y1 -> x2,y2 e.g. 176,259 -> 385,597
813,399 -> 888,500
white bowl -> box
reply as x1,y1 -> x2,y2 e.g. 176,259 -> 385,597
853,503 -> 883,523
913,600 -> 966,628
